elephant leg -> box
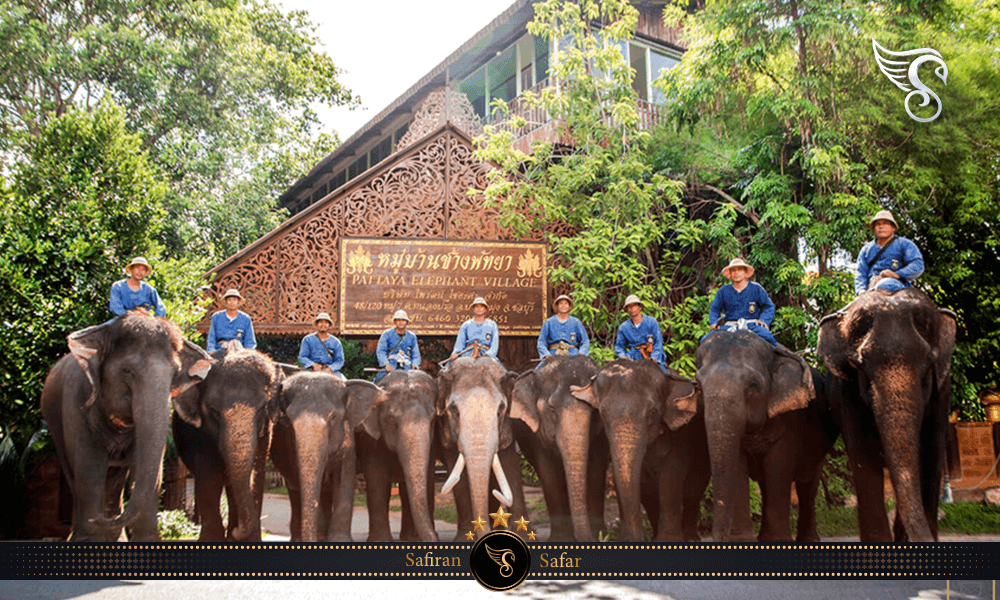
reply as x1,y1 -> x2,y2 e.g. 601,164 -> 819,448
794,477 -> 822,543
286,481 -> 303,542
586,436 -> 609,538
326,446 -> 356,542
757,454 -> 793,543
224,486 -> 239,540
69,450 -> 112,541
104,466 -> 129,542
731,458 -> 756,542
398,475 -> 415,541
918,389 -> 948,542
650,453 -> 683,542
497,445 -> 529,540
525,441 -> 573,541
195,472 -> 226,542
363,447 -> 393,542
682,463 -> 710,542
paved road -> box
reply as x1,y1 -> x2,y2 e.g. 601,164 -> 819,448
1,579 -> 995,600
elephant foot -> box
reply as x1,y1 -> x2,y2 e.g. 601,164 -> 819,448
327,533 -> 354,543
795,532 -> 821,544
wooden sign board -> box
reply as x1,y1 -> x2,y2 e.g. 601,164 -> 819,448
339,237 -> 547,335
955,422 -> 998,482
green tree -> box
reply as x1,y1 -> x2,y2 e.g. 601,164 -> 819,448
654,0 -> 1000,412
0,0 -> 356,260
0,101 -> 170,441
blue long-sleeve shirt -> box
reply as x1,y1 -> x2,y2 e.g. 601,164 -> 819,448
708,282 -> 776,326
537,316 -> 590,358
109,280 -> 166,317
854,235 -> 925,295
299,333 -> 344,374
614,315 -> 665,370
206,310 -> 257,352
453,318 -> 499,358
377,329 -> 421,371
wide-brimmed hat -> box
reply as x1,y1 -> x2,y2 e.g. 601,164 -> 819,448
125,257 -> 151,275
314,312 -> 333,325
721,258 -> 755,279
470,297 -> 488,309
623,294 -> 643,310
222,289 -> 243,300
392,309 -> 410,322
869,209 -> 898,230
552,294 -> 573,309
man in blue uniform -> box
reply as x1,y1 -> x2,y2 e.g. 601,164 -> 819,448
206,289 -> 257,352
374,309 -> 421,383
854,209 -> 925,295
109,257 -> 166,317
299,312 -> 346,380
537,294 -> 590,365
449,297 -> 500,362
614,295 -> 666,373
702,258 -> 777,347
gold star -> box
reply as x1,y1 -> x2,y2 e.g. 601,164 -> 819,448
471,516 -> 487,532
489,507 -> 511,528
527,531 -> 537,541
514,516 -> 530,531
465,531 -> 475,541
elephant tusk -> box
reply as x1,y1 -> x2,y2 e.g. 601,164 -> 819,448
441,452 -> 465,496
491,453 -> 514,507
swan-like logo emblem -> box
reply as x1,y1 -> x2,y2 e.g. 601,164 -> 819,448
872,39 -> 948,123
485,543 -> 515,578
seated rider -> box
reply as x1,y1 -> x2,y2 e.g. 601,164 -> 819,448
206,289 -> 257,352
854,209 -> 924,295
614,294 -> 667,373
536,294 -> 590,368
448,296 -> 500,365
109,257 -> 166,318
702,258 -> 777,347
374,309 -> 421,384
299,312 -> 346,380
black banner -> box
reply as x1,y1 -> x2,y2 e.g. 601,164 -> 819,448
2,543 -> 998,579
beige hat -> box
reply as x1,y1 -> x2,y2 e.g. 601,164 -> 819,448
392,309 -> 410,322
470,297 -> 488,310
222,289 -> 243,300
125,257 -> 151,275
721,258 -> 755,279
869,209 -> 898,230
314,312 -> 333,325
553,294 -> 573,309
623,294 -> 643,310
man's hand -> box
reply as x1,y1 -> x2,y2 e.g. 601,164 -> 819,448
755,320 -> 769,329
449,352 -> 459,361
880,269 -> 899,280
385,363 -> 395,372
709,323 -> 718,331
311,364 -> 323,372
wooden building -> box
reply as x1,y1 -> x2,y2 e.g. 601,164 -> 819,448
201,0 -> 685,371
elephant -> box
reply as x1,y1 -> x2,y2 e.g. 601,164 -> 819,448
356,369 -> 438,542
509,354 -> 609,542
40,312 -> 212,541
435,356 -> 527,539
692,330 -> 836,543
171,347 -> 283,542
571,358 -> 710,542
818,288 -> 956,542
270,372 -> 383,541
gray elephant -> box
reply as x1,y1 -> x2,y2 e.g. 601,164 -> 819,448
693,330 -> 836,543
509,355 -> 608,542
435,356 -> 527,539
571,358 -> 709,542
270,372 -> 383,542
40,312 -> 212,541
818,288 -> 956,542
171,347 -> 283,542
357,369 -> 438,542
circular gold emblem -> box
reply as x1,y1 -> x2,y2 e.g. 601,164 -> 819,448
469,529 -> 531,591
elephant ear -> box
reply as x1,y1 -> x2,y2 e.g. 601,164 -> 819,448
509,372 -> 540,432
346,380 -> 385,440
265,361 -> 286,424
817,312 -> 854,380
499,370 -> 519,449
569,375 -> 599,409
662,372 -> 699,431
767,345 -> 815,418
67,323 -> 111,407
436,368 -> 454,418
170,340 -> 215,427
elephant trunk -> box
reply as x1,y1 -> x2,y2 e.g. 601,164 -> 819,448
93,367 -> 173,534
870,376 -> 935,541
704,388 -> 746,543
220,405 -> 265,542
558,407 -> 594,542
607,420 -> 645,542
398,420 -> 439,542
294,415 -> 329,542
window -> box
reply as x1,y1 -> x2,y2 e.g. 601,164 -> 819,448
460,69 -> 487,119
394,123 -> 409,147
311,183 -> 327,203
649,49 -> 680,104
489,46 -> 518,110
331,170 -> 346,192
348,154 -> 368,180
458,34 -> 548,120
369,135 -> 392,167
630,43 -> 649,100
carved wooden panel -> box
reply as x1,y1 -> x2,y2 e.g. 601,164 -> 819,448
211,242 -> 278,324
397,87 -> 484,150
447,135 -> 519,241
277,201 -> 343,327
